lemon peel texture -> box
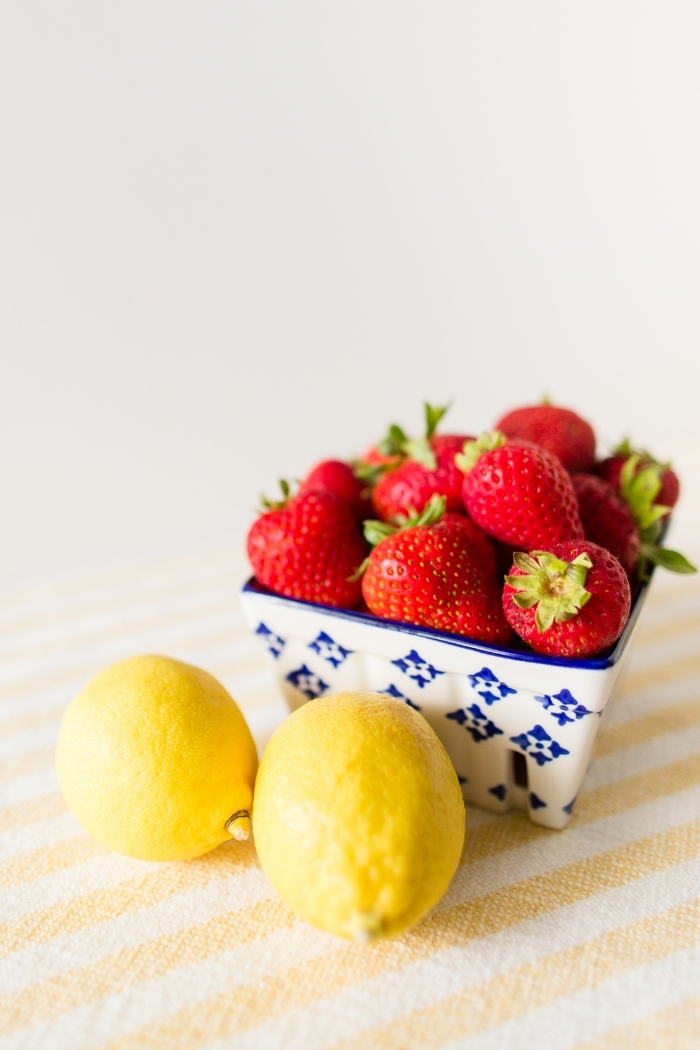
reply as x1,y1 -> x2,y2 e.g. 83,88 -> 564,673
56,655 -> 258,861
252,691 -> 465,941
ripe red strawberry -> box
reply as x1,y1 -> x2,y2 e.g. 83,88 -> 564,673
247,488 -> 366,609
502,541 -> 631,658
361,498 -> 512,644
372,434 -> 472,520
571,473 -> 640,577
597,441 -> 680,513
594,445 -> 695,578
299,460 -> 372,523
459,432 -> 585,550
495,403 -> 596,473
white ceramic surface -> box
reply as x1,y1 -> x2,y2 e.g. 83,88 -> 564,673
240,578 -> 650,830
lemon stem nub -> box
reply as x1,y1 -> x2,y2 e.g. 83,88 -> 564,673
225,811 -> 251,841
350,909 -> 384,943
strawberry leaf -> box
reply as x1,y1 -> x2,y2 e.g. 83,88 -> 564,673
377,424 -> 409,456
363,520 -> 399,547
505,549 -> 592,633
619,455 -> 670,530
260,478 -> 296,511
424,401 -> 451,439
403,438 -> 437,471
352,460 -> 391,487
455,430 -> 506,473
347,556 -> 370,582
641,545 -> 697,575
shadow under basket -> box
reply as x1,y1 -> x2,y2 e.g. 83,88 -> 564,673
240,573 -> 652,830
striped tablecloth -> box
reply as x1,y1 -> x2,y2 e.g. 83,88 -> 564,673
2,543 -> 700,1049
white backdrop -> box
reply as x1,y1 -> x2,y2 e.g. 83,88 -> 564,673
2,2 -> 700,583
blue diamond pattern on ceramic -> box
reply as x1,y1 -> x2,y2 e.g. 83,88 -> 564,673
382,684 -> 421,711
391,649 -> 444,688
467,666 -> 517,706
255,622 -> 285,659
510,724 -> 570,766
242,561 -> 658,830
446,703 -> 504,743
535,688 -> 594,726
286,665 -> 329,701
308,630 -> 353,669
488,784 -> 507,801
530,792 -> 547,809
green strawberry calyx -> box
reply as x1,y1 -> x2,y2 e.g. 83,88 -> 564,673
363,493 -> 446,547
455,430 -> 506,474
615,451 -> 695,577
352,460 -> 390,490
505,550 -> 593,633
619,454 -> 669,531
259,478 -> 297,512
347,494 -> 447,580
613,437 -> 672,472
372,402 -> 451,474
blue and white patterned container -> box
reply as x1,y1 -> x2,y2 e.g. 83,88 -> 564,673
240,578 -> 651,829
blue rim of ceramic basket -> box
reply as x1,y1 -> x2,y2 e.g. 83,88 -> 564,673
241,566 -> 654,672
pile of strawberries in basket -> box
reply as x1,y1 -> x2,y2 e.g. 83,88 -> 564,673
247,402 -> 695,659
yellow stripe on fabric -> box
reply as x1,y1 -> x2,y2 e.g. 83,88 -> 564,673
617,650 -> 700,699
0,793 -> 66,833
332,898 -> 700,1050
0,895 -> 293,1036
0,544 -> 240,613
0,707 -> 63,738
0,840 -> 260,956
2,595 -> 244,666
1,567 -> 243,643
462,751 -> 700,865
634,608 -> 700,646
0,747 -> 55,782
575,994 -> 700,1050
0,838 -> 105,889
82,821 -> 700,1050
0,643 -> 269,708
594,696 -> 700,757
643,571 -> 700,608
6,739 -> 699,904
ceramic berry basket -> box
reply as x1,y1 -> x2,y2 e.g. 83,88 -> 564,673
240,575 -> 652,830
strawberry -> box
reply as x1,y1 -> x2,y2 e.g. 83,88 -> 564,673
597,440 -> 680,513
458,432 -> 585,550
247,486 -> 366,609
596,446 -> 695,578
571,473 -> 640,577
503,541 -> 631,658
372,434 -> 472,521
495,402 -> 596,473
357,403 -> 471,514
299,460 -> 372,523
361,496 -> 512,644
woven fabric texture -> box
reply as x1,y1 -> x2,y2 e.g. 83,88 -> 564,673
2,544 -> 700,1049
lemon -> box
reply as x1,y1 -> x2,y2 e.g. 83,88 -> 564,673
56,655 -> 258,861
252,692 -> 465,941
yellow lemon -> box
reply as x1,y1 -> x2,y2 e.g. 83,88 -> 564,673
56,655 -> 258,861
252,692 -> 465,941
